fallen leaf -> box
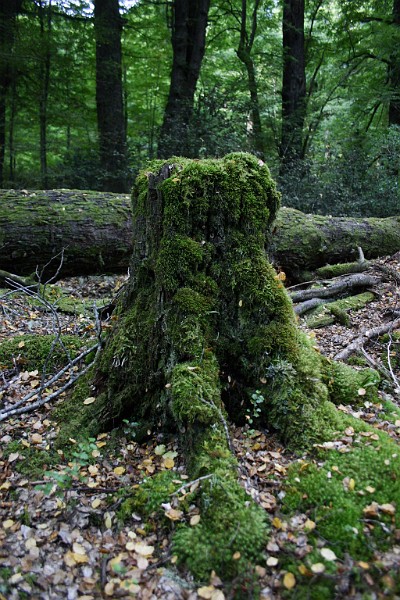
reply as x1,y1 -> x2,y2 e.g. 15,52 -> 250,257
266,556 -> 278,567
380,503 -> 396,515
165,508 -> 183,521
91,498 -> 101,509
163,457 -> 175,469
113,466 -> 125,476
283,572 -> 296,589
311,563 -> 326,574
190,514 -> 201,526
304,518 -> 316,531
83,396 -> 96,405
320,548 -> 337,561
3,519 -> 15,529
104,512 -> 112,529
358,388 -> 366,396
197,586 -> 215,599
31,433 -> 42,445
232,551 -> 241,560
272,517 -> 282,529
134,543 -> 154,556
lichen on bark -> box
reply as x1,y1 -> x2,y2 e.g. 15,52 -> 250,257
57,153 -> 381,582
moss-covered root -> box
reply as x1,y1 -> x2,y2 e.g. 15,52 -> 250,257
323,359 -> 380,405
170,356 -> 268,582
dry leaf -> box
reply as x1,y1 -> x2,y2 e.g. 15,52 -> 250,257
190,514 -> 201,526
83,396 -> 96,405
358,388 -> 366,396
197,586 -> 215,599
363,502 -> 380,517
165,508 -> 183,521
113,466 -> 125,476
320,548 -> 337,561
137,556 -> 149,569
283,572 -> 296,589
3,519 -> 15,529
272,517 -> 282,529
380,503 -> 396,515
31,433 -> 42,444
304,518 -> 316,531
91,498 -> 101,509
163,457 -> 175,469
134,543 -> 154,556
232,551 -> 241,560
104,512 -> 112,528
266,556 -> 278,567
311,563 -> 325,574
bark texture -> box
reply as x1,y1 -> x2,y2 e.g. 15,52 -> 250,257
0,189 -> 132,277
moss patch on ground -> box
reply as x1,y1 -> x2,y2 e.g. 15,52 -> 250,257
0,334 -> 85,371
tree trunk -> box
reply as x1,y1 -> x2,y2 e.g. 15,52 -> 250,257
157,0 -> 210,158
280,0 -> 306,167
0,189 -> 132,277
94,0 -> 128,192
0,0 -> 22,186
56,154 -> 381,583
236,0 -> 265,160
38,0 -> 51,189
389,0 -> 400,125
1,191 -> 400,280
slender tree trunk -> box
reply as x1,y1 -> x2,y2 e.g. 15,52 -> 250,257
389,0 -> 400,125
280,0 -> 306,169
94,0 -> 128,192
157,0 -> 210,158
8,76 -> 17,183
0,0 -> 22,185
38,0 -> 51,189
236,0 -> 265,160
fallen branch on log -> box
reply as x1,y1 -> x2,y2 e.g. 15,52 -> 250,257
334,318 -> 400,362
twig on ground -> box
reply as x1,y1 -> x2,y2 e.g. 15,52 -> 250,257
334,317 -> 400,362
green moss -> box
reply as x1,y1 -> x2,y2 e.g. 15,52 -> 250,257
316,261 -> 370,279
284,431 -> 400,560
305,292 -> 375,328
0,334 -> 85,371
117,471 -> 181,522
323,359 -> 380,405
3,441 -> 59,478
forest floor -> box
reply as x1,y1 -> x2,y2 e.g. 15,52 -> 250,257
0,256 -> 399,600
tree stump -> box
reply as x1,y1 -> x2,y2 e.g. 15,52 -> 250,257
58,153 -> 379,581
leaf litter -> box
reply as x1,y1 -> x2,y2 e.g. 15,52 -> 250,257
0,259 -> 400,599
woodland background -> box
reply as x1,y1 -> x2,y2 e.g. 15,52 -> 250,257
1,0 -> 400,219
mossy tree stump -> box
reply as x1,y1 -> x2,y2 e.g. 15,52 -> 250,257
60,153 -> 379,582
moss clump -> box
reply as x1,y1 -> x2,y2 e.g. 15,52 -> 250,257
117,471 -> 181,522
3,441 -> 59,478
0,334 -> 85,371
323,359 -> 380,405
316,261 -> 370,279
305,292 -> 375,329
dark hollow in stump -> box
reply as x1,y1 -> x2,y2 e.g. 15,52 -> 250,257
59,153 -> 380,582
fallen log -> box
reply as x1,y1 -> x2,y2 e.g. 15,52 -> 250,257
1,189 -> 400,279
334,317 -> 400,361
0,189 -> 132,277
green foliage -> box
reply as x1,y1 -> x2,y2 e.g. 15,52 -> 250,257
117,471 -> 180,522
3,441 -> 59,479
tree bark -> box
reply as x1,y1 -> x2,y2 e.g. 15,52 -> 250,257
94,0 -> 128,192
1,191 -> 400,280
280,0 -> 306,167
157,0 -> 210,158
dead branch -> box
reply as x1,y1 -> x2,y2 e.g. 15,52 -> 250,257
294,297 -> 328,315
334,317 -> 400,362
290,274 -> 381,303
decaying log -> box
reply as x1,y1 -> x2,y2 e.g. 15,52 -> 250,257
1,189 -> 400,280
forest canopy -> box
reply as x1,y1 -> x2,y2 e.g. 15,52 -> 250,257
1,0 -> 400,217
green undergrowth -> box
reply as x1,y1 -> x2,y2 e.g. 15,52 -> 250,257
281,424 -> 400,598
3,440 -> 60,479
316,261 -> 370,279
0,334 -> 85,371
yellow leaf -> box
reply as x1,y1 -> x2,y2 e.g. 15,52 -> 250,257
232,551 -> 241,560
298,564 -> 309,576
348,478 -> 355,491
190,514 -> 201,526
18,341 -> 25,348
104,512 -> 112,528
163,456 -> 175,469
283,572 -> 296,589
3,519 -> 14,530
113,466 -> 125,476
72,552 -> 88,564
64,550 -> 77,567
134,543 -> 155,556
83,396 -> 96,405
304,518 -> 316,531
380,503 -> 396,515
96,441 -> 107,448
272,517 -> 282,529
275,271 -> 286,281
197,586 -> 215,599
91,498 -> 101,509
358,561 -> 370,569
211,591 -> 225,600
365,486 -> 375,493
